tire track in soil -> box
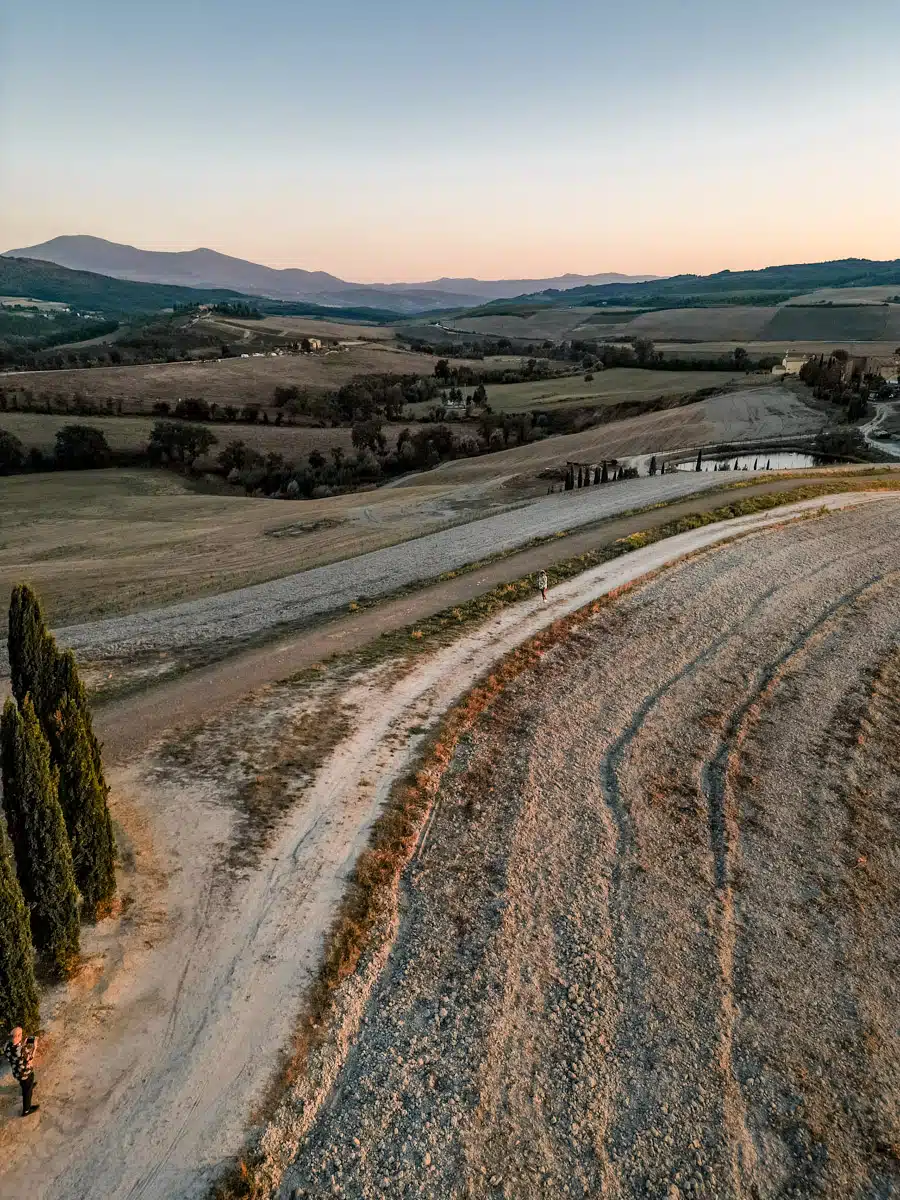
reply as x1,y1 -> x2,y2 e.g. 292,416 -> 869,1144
595,550 -> 891,1186
698,571 -> 899,1198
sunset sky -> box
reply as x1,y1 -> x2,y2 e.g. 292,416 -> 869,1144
4,0 -> 899,282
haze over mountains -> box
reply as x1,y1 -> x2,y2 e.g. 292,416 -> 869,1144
3,236 -> 656,313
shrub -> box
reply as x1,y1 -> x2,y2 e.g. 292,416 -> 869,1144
148,420 -> 217,466
54,424 -> 111,469
0,429 -> 25,474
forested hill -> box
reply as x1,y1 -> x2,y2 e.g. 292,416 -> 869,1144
502,258 -> 900,308
0,256 -> 257,314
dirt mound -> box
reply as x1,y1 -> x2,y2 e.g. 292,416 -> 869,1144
281,503 -> 900,1199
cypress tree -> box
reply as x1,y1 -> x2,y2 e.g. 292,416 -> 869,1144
7,590 -> 116,917
600,462 -> 609,483
0,697 -> 80,977
696,449 -> 703,472
8,584 -> 54,713
0,826 -> 40,1035
54,698 -> 116,919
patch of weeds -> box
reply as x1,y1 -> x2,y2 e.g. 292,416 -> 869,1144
226,704 -> 356,873
264,517 -> 344,539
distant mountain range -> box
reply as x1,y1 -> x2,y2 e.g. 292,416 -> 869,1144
2,236 -> 657,313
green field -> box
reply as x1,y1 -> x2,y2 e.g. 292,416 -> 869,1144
473,367 -> 746,412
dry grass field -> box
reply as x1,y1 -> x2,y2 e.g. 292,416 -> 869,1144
618,306 -> 776,341
0,469 -> 493,623
0,410 -> 430,460
445,302 -> 900,350
1,341 -> 452,406
786,286 -> 900,305
479,367 -> 745,411
7,491 -> 894,1200
0,385 -> 826,625
218,314 -> 397,341
656,338 -> 900,359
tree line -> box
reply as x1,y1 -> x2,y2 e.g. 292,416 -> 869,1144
1,586 -> 117,1034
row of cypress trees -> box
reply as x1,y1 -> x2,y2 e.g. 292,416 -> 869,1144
0,584 -> 116,1032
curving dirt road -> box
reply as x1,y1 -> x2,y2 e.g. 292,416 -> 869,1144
1,493 -> 892,1200
279,497 -> 900,1200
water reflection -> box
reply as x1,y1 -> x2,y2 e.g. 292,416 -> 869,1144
675,452 -> 822,473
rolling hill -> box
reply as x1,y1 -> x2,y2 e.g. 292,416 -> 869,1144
0,255 -> 253,314
499,258 -> 900,309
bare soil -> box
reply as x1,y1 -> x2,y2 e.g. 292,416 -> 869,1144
278,499 -> 900,1199
0,494 -> 891,1200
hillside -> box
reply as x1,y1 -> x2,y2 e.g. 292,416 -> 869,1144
0,255 -> 252,314
0,257 -> 414,324
499,257 -> 900,309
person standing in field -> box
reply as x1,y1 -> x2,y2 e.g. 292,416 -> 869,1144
4,1027 -> 39,1117
536,570 -> 548,602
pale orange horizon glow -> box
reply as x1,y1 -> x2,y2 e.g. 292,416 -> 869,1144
6,0 -> 900,284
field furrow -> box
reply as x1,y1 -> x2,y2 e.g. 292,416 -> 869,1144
279,501 -> 900,1200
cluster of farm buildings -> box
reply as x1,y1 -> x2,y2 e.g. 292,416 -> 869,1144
775,350 -> 899,383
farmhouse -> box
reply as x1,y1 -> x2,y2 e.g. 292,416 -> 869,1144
773,351 -> 811,376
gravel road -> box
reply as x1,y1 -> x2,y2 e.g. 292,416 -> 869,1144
51,472 -> 746,666
279,496 -> 900,1200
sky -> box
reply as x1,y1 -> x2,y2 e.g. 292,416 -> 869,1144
3,0 -> 900,282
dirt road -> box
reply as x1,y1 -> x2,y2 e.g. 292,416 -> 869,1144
280,497 -> 900,1200
49,472 -> 749,672
1,492 -> 891,1200
89,473 -> 894,765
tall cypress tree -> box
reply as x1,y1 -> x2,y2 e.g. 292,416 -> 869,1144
7,588 -> 116,917
54,698 -> 116,919
0,826 -> 40,1035
51,649 -> 104,777
8,584 -> 53,713
0,697 -> 80,977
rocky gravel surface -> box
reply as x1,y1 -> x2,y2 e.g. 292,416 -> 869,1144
46,472 -> 743,667
280,503 -> 900,1199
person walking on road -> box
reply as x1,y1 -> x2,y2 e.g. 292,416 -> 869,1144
4,1027 -> 39,1117
536,569 -> 549,602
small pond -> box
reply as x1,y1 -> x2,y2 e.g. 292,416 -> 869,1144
675,451 -> 823,473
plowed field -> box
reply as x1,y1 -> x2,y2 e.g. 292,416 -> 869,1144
282,501 -> 900,1199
